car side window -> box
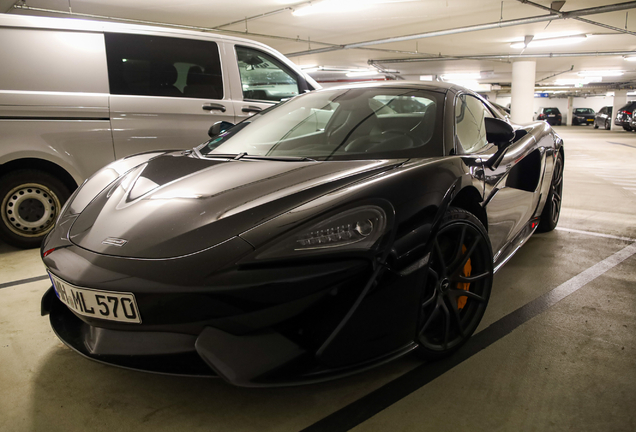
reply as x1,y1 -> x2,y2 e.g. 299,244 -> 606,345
235,46 -> 300,102
455,94 -> 489,153
104,33 -> 223,99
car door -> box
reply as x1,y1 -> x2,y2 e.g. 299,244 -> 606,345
105,32 -> 236,159
227,45 -> 309,123
482,129 -> 546,262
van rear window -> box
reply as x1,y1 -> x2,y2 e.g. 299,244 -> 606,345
104,33 -> 223,99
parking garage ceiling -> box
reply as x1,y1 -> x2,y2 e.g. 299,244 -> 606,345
4,0 -> 636,91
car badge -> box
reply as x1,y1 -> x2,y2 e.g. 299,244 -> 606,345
102,237 -> 128,247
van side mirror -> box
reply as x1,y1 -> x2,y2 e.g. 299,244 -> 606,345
484,117 -> 515,170
208,121 -> 235,138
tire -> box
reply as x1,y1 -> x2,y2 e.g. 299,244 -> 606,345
414,207 -> 493,360
593,121 -> 599,129
623,126 -> 632,131
537,151 -> 563,233
0,170 -> 71,249
605,120 -> 611,130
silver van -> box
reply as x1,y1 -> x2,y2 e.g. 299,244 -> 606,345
0,14 -> 319,248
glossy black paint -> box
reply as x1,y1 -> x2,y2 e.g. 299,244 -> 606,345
41,82 -> 564,387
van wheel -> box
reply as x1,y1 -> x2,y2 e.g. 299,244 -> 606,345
0,170 -> 71,249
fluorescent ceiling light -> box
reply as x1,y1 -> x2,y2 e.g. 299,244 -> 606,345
293,0 -> 415,16
624,55 -> 636,62
510,34 -> 586,49
445,80 -> 491,92
577,70 -> 623,77
346,70 -> 380,77
555,78 -> 597,86
420,75 -> 434,81
441,72 -> 481,80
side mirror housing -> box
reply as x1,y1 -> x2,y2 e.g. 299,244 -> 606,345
208,121 -> 235,138
484,118 -> 515,170
485,117 -> 515,146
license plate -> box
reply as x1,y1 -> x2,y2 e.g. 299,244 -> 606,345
587,119 -> 593,122
548,114 -> 556,117
49,273 -> 141,323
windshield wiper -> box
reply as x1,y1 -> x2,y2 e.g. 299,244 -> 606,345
242,155 -> 317,162
201,153 -> 240,159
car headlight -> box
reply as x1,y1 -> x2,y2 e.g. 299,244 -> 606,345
255,205 -> 388,259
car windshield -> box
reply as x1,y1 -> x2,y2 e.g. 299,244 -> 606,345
544,108 -> 560,114
199,87 -> 443,161
574,108 -> 594,114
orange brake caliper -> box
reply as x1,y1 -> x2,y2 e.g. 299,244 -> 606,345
457,245 -> 471,309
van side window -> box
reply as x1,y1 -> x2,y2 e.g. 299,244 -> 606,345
235,46 -> 299,102
104,33 -> 223,99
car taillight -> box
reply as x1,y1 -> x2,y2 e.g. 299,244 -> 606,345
620,110 -> 632,115
538,114 -> 545,119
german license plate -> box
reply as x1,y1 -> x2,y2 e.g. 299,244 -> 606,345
587,119 -> 593,122
548,114 -> 556,117
49,273 -> 141,323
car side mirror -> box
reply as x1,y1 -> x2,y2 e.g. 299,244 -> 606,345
208,121 -> 235,138
485,117 -> 515,146
484,118 -> 515,170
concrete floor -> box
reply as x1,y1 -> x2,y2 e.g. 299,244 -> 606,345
1,126 -> 635,432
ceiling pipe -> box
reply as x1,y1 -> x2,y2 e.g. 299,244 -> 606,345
286,1 -> 636,57
368,50 -> 636,64
212,7 -> 294,30
517,0 -> 636,37
537,65 -> 574,82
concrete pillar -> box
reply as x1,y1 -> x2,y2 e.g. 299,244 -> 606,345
611,89 -> 628,131
566,96 -> 573,126
510,61 -> 536,124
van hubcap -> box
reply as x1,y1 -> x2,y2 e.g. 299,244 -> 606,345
2,183 -> 60,237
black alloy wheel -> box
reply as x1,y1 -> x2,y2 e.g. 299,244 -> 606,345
0,170 -> 71,249
415,208 -> 493,360
605,119 -> 611,130
537,151 -> 563,233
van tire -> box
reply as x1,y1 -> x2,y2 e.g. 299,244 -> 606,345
0,170 -> 71,249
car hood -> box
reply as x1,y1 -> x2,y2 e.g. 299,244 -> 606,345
69,153 -> 401,258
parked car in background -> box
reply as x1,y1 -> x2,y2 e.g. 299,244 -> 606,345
0,14 -> 319,248
535,107 -> 562,125
594,106 -> 613,130
572,108 -> 595,126
615,101 -> 636,131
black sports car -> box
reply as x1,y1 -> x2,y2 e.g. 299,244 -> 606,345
41,82 -> 564,387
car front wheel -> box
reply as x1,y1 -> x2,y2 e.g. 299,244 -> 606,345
415,208 -> 493,360
0,170 -> 71,249
605,119 -> 611,130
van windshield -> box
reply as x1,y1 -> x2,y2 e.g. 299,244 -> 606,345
198,87 -> 444,161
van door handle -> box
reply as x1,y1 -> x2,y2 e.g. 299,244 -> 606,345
202,103 -> 226,112
241,106 -> 262,114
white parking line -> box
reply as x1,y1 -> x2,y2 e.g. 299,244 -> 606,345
556,227 -> 636,242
